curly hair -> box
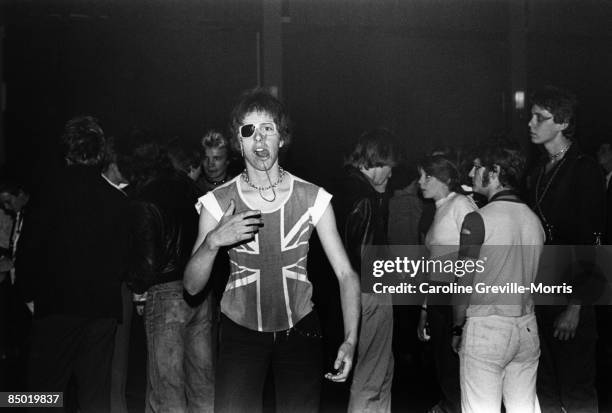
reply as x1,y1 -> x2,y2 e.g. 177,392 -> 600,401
478,144 -> 526,190
61,116 -> 107,167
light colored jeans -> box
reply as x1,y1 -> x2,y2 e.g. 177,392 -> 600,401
144,280 -> 215,413
459,313 -> 540,413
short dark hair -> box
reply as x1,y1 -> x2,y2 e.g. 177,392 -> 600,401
229,88 -> 292,153
477,143 -> 526,190
389,162 -> 419,190
167,139 -> 202,173
417,154 -> 463,193
123,141 -> 174,192
61,116 -> 107,167
530,86 -> 577,138
345,128 -> 399,169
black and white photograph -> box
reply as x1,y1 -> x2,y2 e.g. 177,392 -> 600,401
1,1 -> 612,412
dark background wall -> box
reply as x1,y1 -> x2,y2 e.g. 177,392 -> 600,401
2,0 -> 612,192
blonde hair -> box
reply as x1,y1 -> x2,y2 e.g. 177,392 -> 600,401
201,130 -> 229,150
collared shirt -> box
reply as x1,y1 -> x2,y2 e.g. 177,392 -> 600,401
101,173 -> 128,195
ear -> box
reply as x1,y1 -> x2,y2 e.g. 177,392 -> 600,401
279,139 -> 284,148
488,166 -> 501,186
557,121 -> 569,133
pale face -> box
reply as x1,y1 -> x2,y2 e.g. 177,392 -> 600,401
471,164 -> 487,196
361,165 -> 393,191
418,169 -> 449,201
238,110 -> 283,171
528,105 -> 566,145
202,147 -> 229,182
468,158 -> 482,180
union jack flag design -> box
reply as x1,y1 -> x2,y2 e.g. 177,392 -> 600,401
198,174 -> 332,332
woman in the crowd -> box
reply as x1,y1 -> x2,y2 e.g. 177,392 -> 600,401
416,154 -> 477,413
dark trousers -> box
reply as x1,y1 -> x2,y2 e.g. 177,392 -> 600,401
428,305 -> 461,413
0,277 -> 32,390
110,283 -> 132,413
27,314 -> 117,413
215,312 -> 323,413
537,306 -> 598,413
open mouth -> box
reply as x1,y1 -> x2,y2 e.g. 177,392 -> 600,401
254,148 -> 270,158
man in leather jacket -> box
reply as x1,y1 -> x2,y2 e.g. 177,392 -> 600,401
336,129 -> 398,413
128,142 -> 214,413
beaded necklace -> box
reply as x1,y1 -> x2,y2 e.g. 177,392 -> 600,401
241,167 -> 285,202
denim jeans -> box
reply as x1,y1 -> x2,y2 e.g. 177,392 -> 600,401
144,281 -> 215,413
459,313 -> 541,413
215,311 -> 323,413
349,293 -> 394,413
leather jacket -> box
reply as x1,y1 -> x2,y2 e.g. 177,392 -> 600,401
127,171 -> 200,294
336,166 -> 390,273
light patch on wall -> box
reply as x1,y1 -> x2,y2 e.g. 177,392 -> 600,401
514,90 -> 525,109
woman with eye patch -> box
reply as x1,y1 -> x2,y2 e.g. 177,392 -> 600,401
416,155 -> 477,413
184,88 -> 360,413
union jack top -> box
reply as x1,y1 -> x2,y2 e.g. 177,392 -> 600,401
197,173 -> 332,332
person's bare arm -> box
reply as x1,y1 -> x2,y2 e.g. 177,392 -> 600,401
184,199 -> 262,295
316,204 -> 360,382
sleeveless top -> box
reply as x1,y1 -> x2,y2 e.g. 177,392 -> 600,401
197,172 -> 332,332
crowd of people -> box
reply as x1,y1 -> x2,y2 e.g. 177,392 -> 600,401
0,85 -> 610,413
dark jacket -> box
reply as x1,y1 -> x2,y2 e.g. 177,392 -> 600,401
605,180 -> 612,244
16,165 -> 129,320
127,171 -> 200,294
529,143 -> 605,245
335,166 -> 390,273
528,143 -> 606,304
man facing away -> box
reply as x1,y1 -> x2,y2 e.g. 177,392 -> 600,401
17,116 -> 129,412
127,141 -> 214,413
527,86 -> 605,413
453,144 -> 545,413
